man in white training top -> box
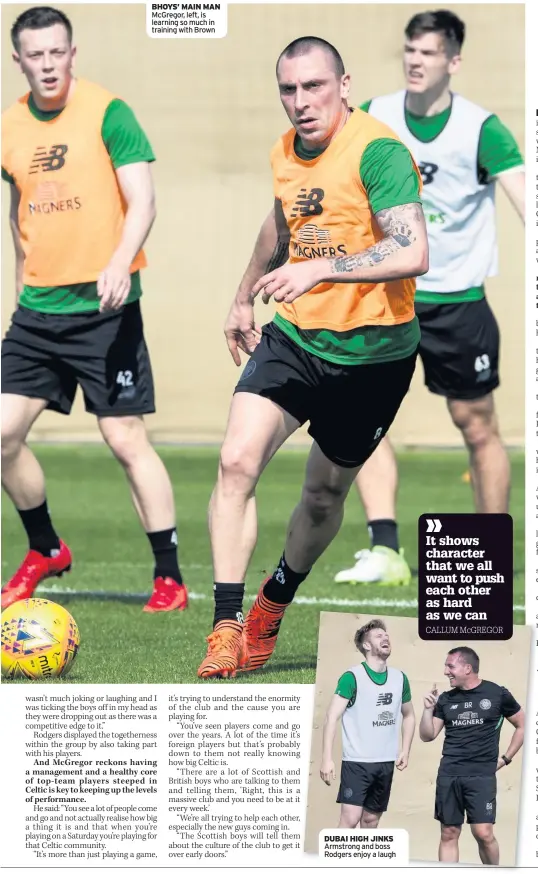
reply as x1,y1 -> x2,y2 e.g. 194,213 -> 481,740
336,9 -> 524,588
320,619 -> 415,827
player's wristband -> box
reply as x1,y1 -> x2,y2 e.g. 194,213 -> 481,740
501,755 -> 512,766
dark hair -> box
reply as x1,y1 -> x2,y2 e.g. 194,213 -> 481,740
277,36 -> 345,78
354,619 -> 387,655
448,646 -> 479,673
405,10 -> 465,56
11,6 -> 73,52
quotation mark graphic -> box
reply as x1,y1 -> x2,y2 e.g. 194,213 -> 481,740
426,519 -> 442,532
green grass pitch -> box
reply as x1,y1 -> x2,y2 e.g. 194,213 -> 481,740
1,446 -> 524,685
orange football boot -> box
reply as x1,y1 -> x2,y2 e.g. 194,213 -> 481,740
198,619 -> 249,679
241,581 -> 288,672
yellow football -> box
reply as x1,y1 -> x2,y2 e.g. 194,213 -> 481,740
1,598 -> 80,680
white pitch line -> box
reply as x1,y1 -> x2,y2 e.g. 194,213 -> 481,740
1,561 -> 211,571
36,584 -> 526,612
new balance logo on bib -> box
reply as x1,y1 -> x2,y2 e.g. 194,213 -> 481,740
342,664 -> 404,763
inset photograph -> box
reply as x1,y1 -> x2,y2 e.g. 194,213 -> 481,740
305,612 -> 530,866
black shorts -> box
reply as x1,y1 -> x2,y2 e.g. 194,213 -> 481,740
434,774 -> 497,826
1,301 -> 155,417
234,322 -> 417,468
336,761 -> 394,813
415,298 -> 500,400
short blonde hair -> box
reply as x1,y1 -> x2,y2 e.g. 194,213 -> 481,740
354,619 -> 387,655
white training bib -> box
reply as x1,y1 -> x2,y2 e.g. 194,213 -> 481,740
341,664 -> 404,763
368,91 -> 498,292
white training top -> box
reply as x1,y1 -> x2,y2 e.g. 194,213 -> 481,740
341,664 -> 404,763
368,90 -> 498,292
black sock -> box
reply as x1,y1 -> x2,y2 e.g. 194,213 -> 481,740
213,583 -> 245,627
18,501 -> 61,556
263,554 -> 310,605
367,519 -> 399,552
146,528 -> 183,584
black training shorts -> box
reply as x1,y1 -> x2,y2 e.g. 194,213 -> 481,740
434,773 -> 497,826
1,301 -> 155,417
415,297 -> 500,400
337,761 -> 395,813
234,322 -> 417,468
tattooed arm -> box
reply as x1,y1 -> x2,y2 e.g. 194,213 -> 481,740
252,202 -> 428,305
224,199 -> 290,365
328,202 -> 429,282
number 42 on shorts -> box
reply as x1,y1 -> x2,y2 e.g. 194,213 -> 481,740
116,370 -> 134,387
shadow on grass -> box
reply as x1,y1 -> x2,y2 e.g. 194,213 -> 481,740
45,590 -> 148,604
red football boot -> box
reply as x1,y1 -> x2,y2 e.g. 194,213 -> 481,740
143,577 -> 189,613
1,541 -> 72,610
